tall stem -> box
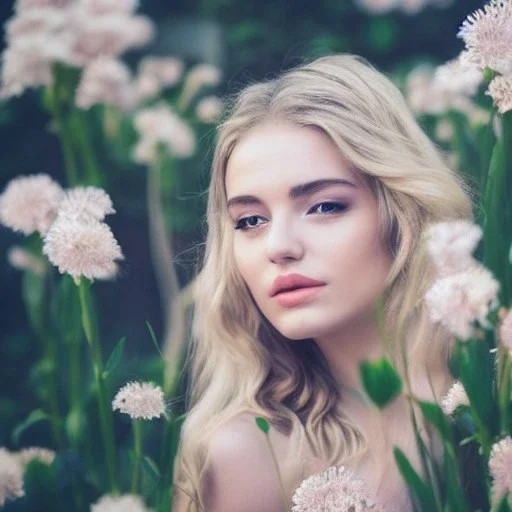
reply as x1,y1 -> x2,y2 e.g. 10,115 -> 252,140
77,278 -> 118,493
131,420 -> 143,493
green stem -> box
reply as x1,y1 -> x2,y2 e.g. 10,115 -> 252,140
264,436 -> 288,511
131,420 -> 143,493
69,338 -> 81,413
77,278 -> 118,493
499,347 -> 511,434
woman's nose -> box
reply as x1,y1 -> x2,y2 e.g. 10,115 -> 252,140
265,217 -> 304,264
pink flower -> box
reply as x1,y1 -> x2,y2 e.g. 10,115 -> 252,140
291,466 -> 385,512
57,186 -> 116,222
14,0 -> 69,12
0,448 -> 24,508
91,494 -> 151,512
489,436 -> 512,505
486,75 -> 512,114
134,57 -> 184,102
425,264 -> 500,340
80,0 -> 139,15
458,0 -> 512,76
18,447 -> 56,466
7,246 -> 46,276
112,381 -> 166,420
440,381 -> 469,416
354,0 -> 398,14
423,220 -> 482,277
42,216 -> 124,281
196,95 -> 223,123
76,57 -> 136,111
434,53 -> 483,98
179,63 -> 222,110
0,174 -> 64,235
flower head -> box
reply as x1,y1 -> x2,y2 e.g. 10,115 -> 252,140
42,216 -> 124,280
91,493 -> 151,512
134,56 -> 184,102
76,57 -> 136,111
7,246 -> 46,276
112,381 -> 165,420
486,75 -> 512,114
179,63 -> 222,110
440,381 -> 469,416
354,0 -> 399,15
133,103 -> 195,163
57,186 -> 116,222
458,0 -> 512,76
18,447 -> 56,466
423,220 -> 482,277
0,174 -> 64,235
14,0 -> 69,12
0,448 -> 24,508
434,53 -> 483,97
196,95 -> 223,124
80,0 -> 139,16
489,436 -> 512,504
291,465 -> 384,512
425,264 -> 500,340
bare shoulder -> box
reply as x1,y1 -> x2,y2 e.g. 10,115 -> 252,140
202,412 -> 287,512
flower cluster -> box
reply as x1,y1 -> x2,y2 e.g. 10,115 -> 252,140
112,381 -> 166,420
1,0 -> 154,99
440,381 -> 470,416
423,220 -> 500,341
91,493 -> 151,512
489,436 -> 512,505
292,465 -> 386,512
355,0 -> 454,16
0,448 -> 24,508
457,0 -> 512,113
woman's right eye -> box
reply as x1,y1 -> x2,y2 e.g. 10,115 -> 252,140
234,215 -> 266,231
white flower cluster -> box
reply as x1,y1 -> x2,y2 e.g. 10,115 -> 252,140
91,493 -> 151,512
423,220 -> 500,341
0,173 -> 124,281
292,465 -> 386,512
1,0 -> 155,99
112,381 -> 166,420
355,0 -> 454,16
440,381 -> 469,416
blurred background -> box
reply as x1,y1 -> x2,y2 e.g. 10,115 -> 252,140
0,0 -> 484,460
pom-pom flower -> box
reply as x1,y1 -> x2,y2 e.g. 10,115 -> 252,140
291,465 -> 385,512
457,0 -> 512,76
42,216 -> 124,281
440,381 -> 469,416
76,57 -> 136,111
0,174 -> 64,235
425,265 -> 500,340
112,381 -> 166,420
57,186 -> 116,222
133,103 -> 195,163
423,220 -> 482,277
134,56 -> 184,102
0,448 -> 24,507
489,436 -> 512,505
486,75 -> 512,114
91,493 -> 151,512
7,246 -> 46,276
196,95 -> 223,124
18,447 -> 56,466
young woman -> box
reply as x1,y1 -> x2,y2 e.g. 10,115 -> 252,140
171,54 -> 474,511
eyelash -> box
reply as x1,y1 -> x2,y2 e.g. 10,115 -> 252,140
233,201 -> 348,231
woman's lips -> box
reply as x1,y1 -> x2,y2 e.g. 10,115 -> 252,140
273,284 -> 326,308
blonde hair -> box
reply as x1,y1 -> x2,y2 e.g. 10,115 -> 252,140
172,54 -> 474,510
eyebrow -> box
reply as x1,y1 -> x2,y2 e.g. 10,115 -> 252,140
226,178 -> 357,210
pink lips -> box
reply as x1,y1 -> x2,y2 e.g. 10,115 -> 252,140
270,273 -> 326,308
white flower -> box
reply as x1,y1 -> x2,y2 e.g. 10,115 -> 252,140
399,0 -> 427,15
112,381 -> 166,420
7,246 -> 46,276
486,75 -> 512,114
354,0 -> 398,14
80,0 -> 139,16
15,0 -> 69,12
91,494 -> 151,512
42,216 -> 124,280
425,264 -> 500,340
179,63 -> 222,110
458,0 -> 512,76
434,53 -> 483,98
134,57 -> 184,103
76,57 -> 136,111
440,381 -> 469,416
196,95 -> 223,123
292,465 -> 385,512
0,448 -> 24,508
57,186 -> 116,222
18,447 -> 56,466
0,174 -> 64,235
423,220 -> 482,276
133,103 -> 195,163
489,436 -> 512,505
435,119 -> 454,142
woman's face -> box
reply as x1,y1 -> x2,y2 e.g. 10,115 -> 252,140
225,121 -> 393,342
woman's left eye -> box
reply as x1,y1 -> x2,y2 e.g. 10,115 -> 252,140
308,201 -> 348,215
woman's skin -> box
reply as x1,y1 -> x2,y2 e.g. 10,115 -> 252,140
214,120 -> 439,511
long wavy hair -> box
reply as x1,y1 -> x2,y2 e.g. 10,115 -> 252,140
172,54 -> 474,510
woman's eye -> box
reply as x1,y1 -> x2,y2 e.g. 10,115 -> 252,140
308,201 -> 348,215
234,215 -> 265,231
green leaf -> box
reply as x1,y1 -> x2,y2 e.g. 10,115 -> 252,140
65,408 -> 86,446
417,401 -> 450,441
12,409 -> 51,446
255,417 -> 270,434
141,456 -> 161,483
394,447 -> 438,511
146,320 -> 163,358
360,357 -> 402,408
103,336 -> 126,378
22,270 -> 46,334
495,495 -> 512,512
